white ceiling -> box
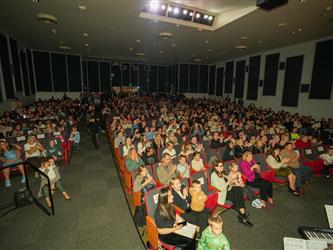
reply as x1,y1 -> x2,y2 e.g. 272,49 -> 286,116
0,0 -> 332,64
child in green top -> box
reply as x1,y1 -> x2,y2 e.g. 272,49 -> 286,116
198,214 -> 230,250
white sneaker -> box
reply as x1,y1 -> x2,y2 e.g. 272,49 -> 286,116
251,199 -> 262,209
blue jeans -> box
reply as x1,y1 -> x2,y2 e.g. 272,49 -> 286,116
293,166 -> 312,188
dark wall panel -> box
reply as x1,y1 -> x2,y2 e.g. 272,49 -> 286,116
33,50 -> 52,91
158,66 -> 167,92
111,64 -> 121,87
20,51 -> 30,96
131,64 -> 138,86
224,61 -> 234,94
82,61 -> 87,91
100,62 -> 110,92
149,65 -> 158,92
263,53 -> 280,96
26,49 -> 35,94
51,53 -> 67,92
121,63 -> 130,86
0,33 -> 14,98
208,65 -> 216,95
87,61 -> 99,92
189,64 -> 199,93
216,67 -> 224,96
139,64 -> 147,91
234,60 -> 246,98
309,39 -> 333,99
199,65 -> 208,93
9,38 -> 22,91
173,64 -> 178,92
247,55 -> 261,100
281,55 -> 304,107
179,64 -> 189,93
67,55 -> 81,92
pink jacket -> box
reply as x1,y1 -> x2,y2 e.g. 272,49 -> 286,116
240,159 -> 257,182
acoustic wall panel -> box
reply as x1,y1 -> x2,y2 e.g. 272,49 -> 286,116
67,55 -> 81,92
216,67 -> 224,96
173,64 -> 178,92
263,53 -> 279,95
131,64 -> 138,86
26,49 -> 35,94
20,51 -> 30,96
208,65 -> 216,95
99,62 -> 110,92
224,61 -> 234,94
9,38 -> 22,91
247,55 -> 261,100
149,65 -> 158,92
234,60 -> 246,98
0,33 -> 14,98
281,55 -> 304,107
138,64 -> 147,91
189,64 -> 199,93
87,61 -> 99,92
121,63 -> 130,86
33,50 -> 52,91
309,39 -> 333,99
179,64 -> 189,93
158,66 -> 167,92
111,64 -> 121,87
199,65 -> 208,93
51,53 -> 67,92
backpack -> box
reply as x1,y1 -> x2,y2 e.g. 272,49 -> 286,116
133,204 -> 147,227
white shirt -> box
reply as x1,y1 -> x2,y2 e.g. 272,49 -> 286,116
24,142 -> 42,158
162,148 -> 176,159
319,153 -> 333,165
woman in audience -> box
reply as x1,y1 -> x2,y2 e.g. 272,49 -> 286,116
142,147 -> 158,165
210,162 -> 253,227
0,140 -> 25,187
191,152 -> 205,172
125,148 -> 144,172
24,135 -> 44,176
137,136 -> 150,156
133,165 -> 156,201
222,141 -> 236,161
39,159 -> 70,208
122,137 -> 133,157
179,143 -> 194,157
152,132 -> 165,150
266,147 -> 299,196
154,188 -> 196,250
162,141 -> 177,159
240,151 -> 273,207
319,146 -> 333,178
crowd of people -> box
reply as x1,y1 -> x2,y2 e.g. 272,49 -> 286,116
109,94 -> 333,249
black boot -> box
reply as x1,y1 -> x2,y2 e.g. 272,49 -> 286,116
238,212 -> 254,228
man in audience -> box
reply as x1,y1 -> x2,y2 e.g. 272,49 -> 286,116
156,153 -> 178,185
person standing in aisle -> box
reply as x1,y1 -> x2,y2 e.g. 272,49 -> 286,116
88,117 -> 101,149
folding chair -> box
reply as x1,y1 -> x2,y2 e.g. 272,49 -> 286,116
189,170 -> 218,211
145,186 -> 176,250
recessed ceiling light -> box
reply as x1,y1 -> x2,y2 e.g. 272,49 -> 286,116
136,39 -> 141,43
51,29 -> 57,34
196,13 -> 201,18
204,14 -> 208,19
298,28 -> 302,32
161,4 -> 166,10
85,43 -> 89,47
168,6 -> 173,12
171,43 -> 176,47
278,23 -> 287,27
159,32 -> 173,39
205,40 -> 209,43
189,12 -> 194,17
36,13 -> 58,25
160,50 -> 164,54
128,47 -> 133,51
136,52 -> 145,57
173,7 -> 180,15
241,36 -> 248,40
33,0 -> 39,3
291,31 -> 296,34
83,33 -> 88,37
208,48 -> 212,52
58,45 -> 71,50
194,58 -> 202,62
258,40 -> 263,43
183,9 -> 188,15
235,45 -> 247,50
78,5 -> 87,11
208,16 -> 213,21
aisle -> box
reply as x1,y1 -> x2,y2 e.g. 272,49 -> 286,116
0,129 -> 145,250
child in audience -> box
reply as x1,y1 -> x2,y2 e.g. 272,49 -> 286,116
69,126 -> 80,152
176,154 -> 190,178
46,139 -> 63,161
319,146 -> 333,178
198,214 -> 230,250
191,152 -> 205,172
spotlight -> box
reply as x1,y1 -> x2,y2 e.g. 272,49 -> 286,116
204,14 -> 208,19
183,9 -> 188,15
149,1 -> 159,11
189,12 -> 194,16
173,7 -> 179,15
196,13 -> 201,18
168,6 -> 173,12
208,16 -> 213,21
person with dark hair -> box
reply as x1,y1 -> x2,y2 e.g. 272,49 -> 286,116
319,146 -> 333,178
156,153 -> 178,185
222,141 -> 236,161
142,147 -> 158,165
88,116 -> 101,149
154,188 -> 196,250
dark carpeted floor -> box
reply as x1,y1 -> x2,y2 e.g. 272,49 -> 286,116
0,128 -> 332,250
0,129 -> 145,250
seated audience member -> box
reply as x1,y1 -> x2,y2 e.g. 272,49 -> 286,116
24,135 -> 44,171
133,166 -> 156,201
142,147 -> 158,165
191,137 -> 205,153
177,155 -> 190,179
114,131 -> 125,149
162,142 -> 177,159
39,159 -> 70,208
280,142 -> 312,193
152,133 -> 165,150
319,146 -> 333,178
156,153 -> 178,185
290,127 -> 300,140
266,147 -> 299,196
154,188 -> 196,250
137,136 -> 150,156
222,141 -> 236,161
125,148 -> 144,172
46,139 -> 63,162
191,152 -> 205,172
69,126 -> 80,152
240,151 -> 273,207
198,215 -> 230,250
170,177 -> 191,212
0,140 -> 25,187
179,143 -> 194,157
252,140 -> 265,154
210,132 -> 225,149
234,139 -> 246,158
210,162 -> 252,227
122,137 -> 134,157
295,135 -> 312,148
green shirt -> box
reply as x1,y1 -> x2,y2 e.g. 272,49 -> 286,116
198,227 -> 230,250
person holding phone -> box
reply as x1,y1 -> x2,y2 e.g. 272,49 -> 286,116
154,188 -> 196,250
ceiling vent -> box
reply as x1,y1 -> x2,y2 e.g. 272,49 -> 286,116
235,45 -> 247,50
159,32 -> 173,39
58,45 -> 71,50
36,13 -> 58,25
136,52 -> 145,57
